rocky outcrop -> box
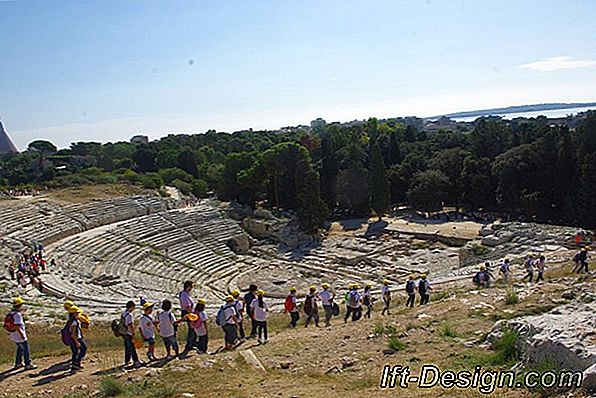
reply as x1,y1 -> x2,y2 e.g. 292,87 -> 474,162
486,300 -> 596,391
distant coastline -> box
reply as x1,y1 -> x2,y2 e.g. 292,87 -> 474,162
430,102 -> 596,120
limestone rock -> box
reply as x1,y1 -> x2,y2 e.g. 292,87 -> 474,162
486,301 -> 596,377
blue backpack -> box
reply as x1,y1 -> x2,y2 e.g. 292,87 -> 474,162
216,305 -> 234,326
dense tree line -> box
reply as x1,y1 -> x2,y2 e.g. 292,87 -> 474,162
1,112 -> 596,230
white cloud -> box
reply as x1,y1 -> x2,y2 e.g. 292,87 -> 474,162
521,56 -> 596,72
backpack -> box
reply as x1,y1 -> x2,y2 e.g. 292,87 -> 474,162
348,292 -> 358,307
111,315 -> 127,337
3,312 -> 17,333
61,322 -> 74,346
473,273 -> 481,284
215,305 -> 228,327
284,295 -> 294,312
418,281 -> 427,294
303,295 -> 313,315
78,312 -> 91,330
405,281 -> 415,294
331,302 -> 340,316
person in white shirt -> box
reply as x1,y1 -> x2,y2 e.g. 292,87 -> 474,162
222,296 -> 239,350
178,280 -> 196,356
231,290 -> 245,341
317,283 -> 335,327
122,300 -> 141,367
139,302 -> 157,361
381,280 -> 391,315
157,300 -> 179,359
193,299 -> 209,354
250,290 -> 269,344
344,284 -> 362,322
8,297 -> 36,370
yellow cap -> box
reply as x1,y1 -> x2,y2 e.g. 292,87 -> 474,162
480,265 -> 486,270
197,298 -> 206,305
257,289 -> 265,296
12,297 -> 24,307
353,284 -> 361,289
290,287 -> 297,292
383,280 -> 389,285
348,283 -> 355,289
309,285 -> 316,292
421,274 -> 427,278
225,295 -> 234,302
68,305 -> 82,314
64,300 -> 74,309
142,302 -> 155,311
365,283 -> 372,288
231,289 -> 240,297
321,283 -> 330,289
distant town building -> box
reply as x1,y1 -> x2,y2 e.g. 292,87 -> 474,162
130,135 -> 149,145
0,120 -> 18,155
310,118 -> 327,130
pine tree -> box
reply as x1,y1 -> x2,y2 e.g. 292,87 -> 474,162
297,168 -> 328,234
320,136 -> 338,210
387,131 -> 401,166
369,143 -> 390,220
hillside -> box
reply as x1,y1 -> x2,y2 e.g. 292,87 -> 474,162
0,260 -> 593,398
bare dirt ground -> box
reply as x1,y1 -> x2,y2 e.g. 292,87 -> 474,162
0,261 -> 591,398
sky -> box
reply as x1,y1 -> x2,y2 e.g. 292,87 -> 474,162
1,0 -> 596,149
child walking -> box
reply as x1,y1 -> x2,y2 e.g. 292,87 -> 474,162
139,302 -> 157,361
250,290 -> 269,344
157,300 -> 180,359
193,299 -> 208,354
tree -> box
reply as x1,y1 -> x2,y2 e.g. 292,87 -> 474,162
297,168 -> 328,233
191,179 -> 209,198
177,147 -> 199,177
335,168 -> 369,214
132,147 -> 156,172
369,143 -> 390,219
407,170 -> 451,215
387,131 -> 401,166
28,140 -> 57,154
319,136 -> 338,210
219,152 -> 258,202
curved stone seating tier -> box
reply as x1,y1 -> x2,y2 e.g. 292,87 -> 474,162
37,204 -> 246,311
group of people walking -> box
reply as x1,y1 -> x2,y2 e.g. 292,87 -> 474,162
3,246 -> 591,373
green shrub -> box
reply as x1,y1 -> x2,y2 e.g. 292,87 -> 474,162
388,336 -> 407,351
191,178 -> 208,197
172,179 -> 192,195
159,167 -> 193,184
439,322 -> 459,338
372,323 -> 385,335
490,328 -> 520,365
505,288 -> 519,305
100,376 -> 124,397
471,244 -> 490,256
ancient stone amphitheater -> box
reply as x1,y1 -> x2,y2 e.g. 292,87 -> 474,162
0,193 -> 580,318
